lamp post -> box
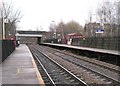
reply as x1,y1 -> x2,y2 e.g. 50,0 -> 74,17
52,21 -> 56,39
60,22 -> 65,44
2,9 -> 5,39
15,21 -> 20,46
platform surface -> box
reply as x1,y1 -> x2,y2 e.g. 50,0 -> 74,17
0,44 -> 41,85
44,43 -> 119,55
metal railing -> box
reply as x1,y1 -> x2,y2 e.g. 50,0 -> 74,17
44,36 -> 119,51
72,36 -> 119,51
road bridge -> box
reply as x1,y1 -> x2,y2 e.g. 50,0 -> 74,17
16,31 -> 45,44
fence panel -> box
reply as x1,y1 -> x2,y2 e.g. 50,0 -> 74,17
44,36 -> 119,51
1,40 -> 15,63
72,37 -> 119,51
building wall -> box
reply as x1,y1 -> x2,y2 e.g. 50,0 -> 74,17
84,22 -> 100,37
19,37 -> 38,44
84,22 -> 118,37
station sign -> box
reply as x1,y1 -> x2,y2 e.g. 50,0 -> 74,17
95,29 -> 104,33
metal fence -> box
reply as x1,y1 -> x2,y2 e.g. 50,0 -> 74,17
72,36 -> 119,51
44,39 -> 63,44
44,36 -> 119,51
0,40 -> 15,63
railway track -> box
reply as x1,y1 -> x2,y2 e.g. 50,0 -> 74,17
29,45 -> 120,86
40,45 -> 119,72
29,46 -> 88,86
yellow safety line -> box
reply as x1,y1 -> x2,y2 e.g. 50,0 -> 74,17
31,55 -> 45,86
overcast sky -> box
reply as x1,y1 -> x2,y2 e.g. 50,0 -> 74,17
4,0 -> 106,31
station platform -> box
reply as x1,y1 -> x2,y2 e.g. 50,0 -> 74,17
0,44 -> 44,85
43,43 -> 119,56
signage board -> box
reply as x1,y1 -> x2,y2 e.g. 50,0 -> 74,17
95,29 -> 104,33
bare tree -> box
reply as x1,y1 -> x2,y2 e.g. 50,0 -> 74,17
96,1 -> 119,37
117,1 -> 120,36
96,1 -> 114,24
0,1 -> 23,38
53,21 -> 65,40
48,20 -> 83,39
48,21 -> 57,39
117,1 -> 120,25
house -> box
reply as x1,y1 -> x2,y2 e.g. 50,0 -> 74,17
84,22 -> 117,37
84,22 -> 100,37
65,33 -> 83,45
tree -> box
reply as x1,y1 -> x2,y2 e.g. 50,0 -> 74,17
117,1 -> 120,25
48,20 -> 83,39
96,1 -> 119,37
56,21 -> 65,39
64,20 -> 83,35
117,1 -> 120,36
96,1 -> 114,24
0,1 -> 23,39
48,21 -> 57,39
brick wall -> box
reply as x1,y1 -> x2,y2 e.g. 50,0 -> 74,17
19,37 -> 38,44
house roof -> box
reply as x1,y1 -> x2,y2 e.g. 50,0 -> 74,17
66,33 -> 82,36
